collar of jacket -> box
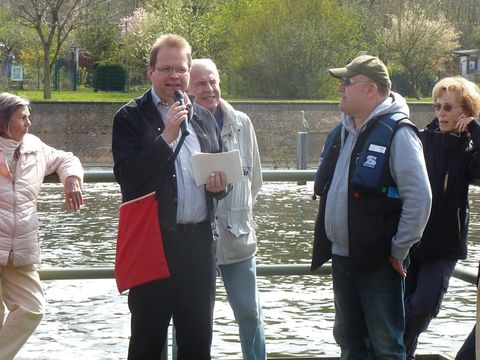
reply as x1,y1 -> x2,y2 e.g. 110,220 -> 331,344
219,99 -> 243,134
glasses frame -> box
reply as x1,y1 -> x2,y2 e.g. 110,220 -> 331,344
154,66 -> 189,75
432,103 -> 463,112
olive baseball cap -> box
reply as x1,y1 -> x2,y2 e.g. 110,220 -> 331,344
328,55 -> 391,90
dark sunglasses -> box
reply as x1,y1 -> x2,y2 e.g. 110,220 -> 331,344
340,77 -> 371,87
432,103 -> 462,112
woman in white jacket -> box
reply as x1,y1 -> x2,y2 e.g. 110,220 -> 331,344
0,93 -> 84,359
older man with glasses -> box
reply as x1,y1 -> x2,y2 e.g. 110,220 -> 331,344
311,55 -> 432,359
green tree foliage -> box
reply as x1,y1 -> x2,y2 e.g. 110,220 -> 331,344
0,6 -> 34,58
3,0 -> 466,100
215,0 -> 366,99
73,7 -> 120,63
118,0 -> 221,85
425,0 -> 480,49
6,0 -> 107,99
0,5 -> 41,88
378,2 -> 459,98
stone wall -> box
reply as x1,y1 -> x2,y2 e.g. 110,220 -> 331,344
29,101 -> 434,167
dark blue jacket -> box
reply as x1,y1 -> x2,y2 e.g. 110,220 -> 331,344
411,118 -> 480,261
112,90 -> 227,231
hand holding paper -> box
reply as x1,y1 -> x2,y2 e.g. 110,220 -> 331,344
206,170 -> 227,193
191,149 -> 243,186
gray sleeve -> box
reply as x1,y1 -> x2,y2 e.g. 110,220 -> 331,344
389,125 -> 432,260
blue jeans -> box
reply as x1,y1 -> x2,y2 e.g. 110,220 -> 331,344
332,255 -> 406,360
218,257 -> 266,360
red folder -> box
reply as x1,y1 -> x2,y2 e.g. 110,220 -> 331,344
115,192 -> 170,293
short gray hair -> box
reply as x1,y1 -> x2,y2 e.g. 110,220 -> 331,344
0,92 -> 30,138
191,59 -> 220,81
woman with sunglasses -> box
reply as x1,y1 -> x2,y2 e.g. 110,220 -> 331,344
404,76 -> 480,359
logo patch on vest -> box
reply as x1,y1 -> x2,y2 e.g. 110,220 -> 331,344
368,144 -> 387,154
363,155 -> 377,168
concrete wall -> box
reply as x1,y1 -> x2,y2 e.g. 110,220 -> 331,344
29,101 -> 434,168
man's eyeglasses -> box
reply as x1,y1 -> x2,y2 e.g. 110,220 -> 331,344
154,66 -> 189,75
340,77 -> 371,87
432,103 -> 463,112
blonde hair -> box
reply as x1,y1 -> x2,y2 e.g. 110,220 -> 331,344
149,34 -> 192,69
0,92 -> 29,138
432,76 -> 480,117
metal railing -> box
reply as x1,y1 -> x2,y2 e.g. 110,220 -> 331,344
42,167 -> 478,283
44,168 -> 318,183
42,167 -> 478,286
38,263 -> 476,285
39,168 -> 477,360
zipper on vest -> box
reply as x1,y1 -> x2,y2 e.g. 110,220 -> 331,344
9,179 -> 16,262
354,152 -> 361,165
10,160 -> 18,261
7,249 -> 14,265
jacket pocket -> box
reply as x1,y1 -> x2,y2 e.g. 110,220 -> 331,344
18,152 -> 42,183
227,208 -> 257,238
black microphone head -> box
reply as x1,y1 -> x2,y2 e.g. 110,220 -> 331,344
174,90 -> 184,105
173,90 -> 189,135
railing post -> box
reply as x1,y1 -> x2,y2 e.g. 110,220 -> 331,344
296,132 -> 308,185
297,111 -> 309,185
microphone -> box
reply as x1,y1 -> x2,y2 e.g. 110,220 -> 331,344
174,90 -> 189,135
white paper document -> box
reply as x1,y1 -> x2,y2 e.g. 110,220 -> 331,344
191,149 -> 244,186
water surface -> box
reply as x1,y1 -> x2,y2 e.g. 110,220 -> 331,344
14,182 -> 478,359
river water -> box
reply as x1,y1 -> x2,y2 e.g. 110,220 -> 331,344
14,181 -> 479,359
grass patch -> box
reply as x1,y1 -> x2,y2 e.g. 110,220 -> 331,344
13,88 -> 147,102
5,87 -> 433,103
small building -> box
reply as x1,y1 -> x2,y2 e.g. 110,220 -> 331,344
453,49 -> 480,81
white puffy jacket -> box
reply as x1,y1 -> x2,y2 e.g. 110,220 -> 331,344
0,134 -> 84,266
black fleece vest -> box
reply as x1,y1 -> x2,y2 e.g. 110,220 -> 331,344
311,113 -> 418,272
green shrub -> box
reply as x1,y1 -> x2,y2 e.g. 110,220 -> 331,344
93,63 -> 126,91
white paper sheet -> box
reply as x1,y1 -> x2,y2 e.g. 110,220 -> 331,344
191,149 -> 243,186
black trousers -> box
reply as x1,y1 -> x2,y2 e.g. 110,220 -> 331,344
127,221 -> 216,360
404,257 -> 457,359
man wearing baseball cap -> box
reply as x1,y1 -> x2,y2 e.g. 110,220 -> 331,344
311,55 -> 432,359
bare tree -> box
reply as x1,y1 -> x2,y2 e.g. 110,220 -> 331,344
7,0 -> 107,99
378,3 -> 459,98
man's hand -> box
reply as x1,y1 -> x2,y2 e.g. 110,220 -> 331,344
64,176 -> 83,212
162,102 -> 188,144
206,171 -> 227,193
389,255 -> 407,277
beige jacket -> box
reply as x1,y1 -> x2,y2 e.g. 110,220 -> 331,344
215,100 -> 263,265
0,134 -> 84,266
